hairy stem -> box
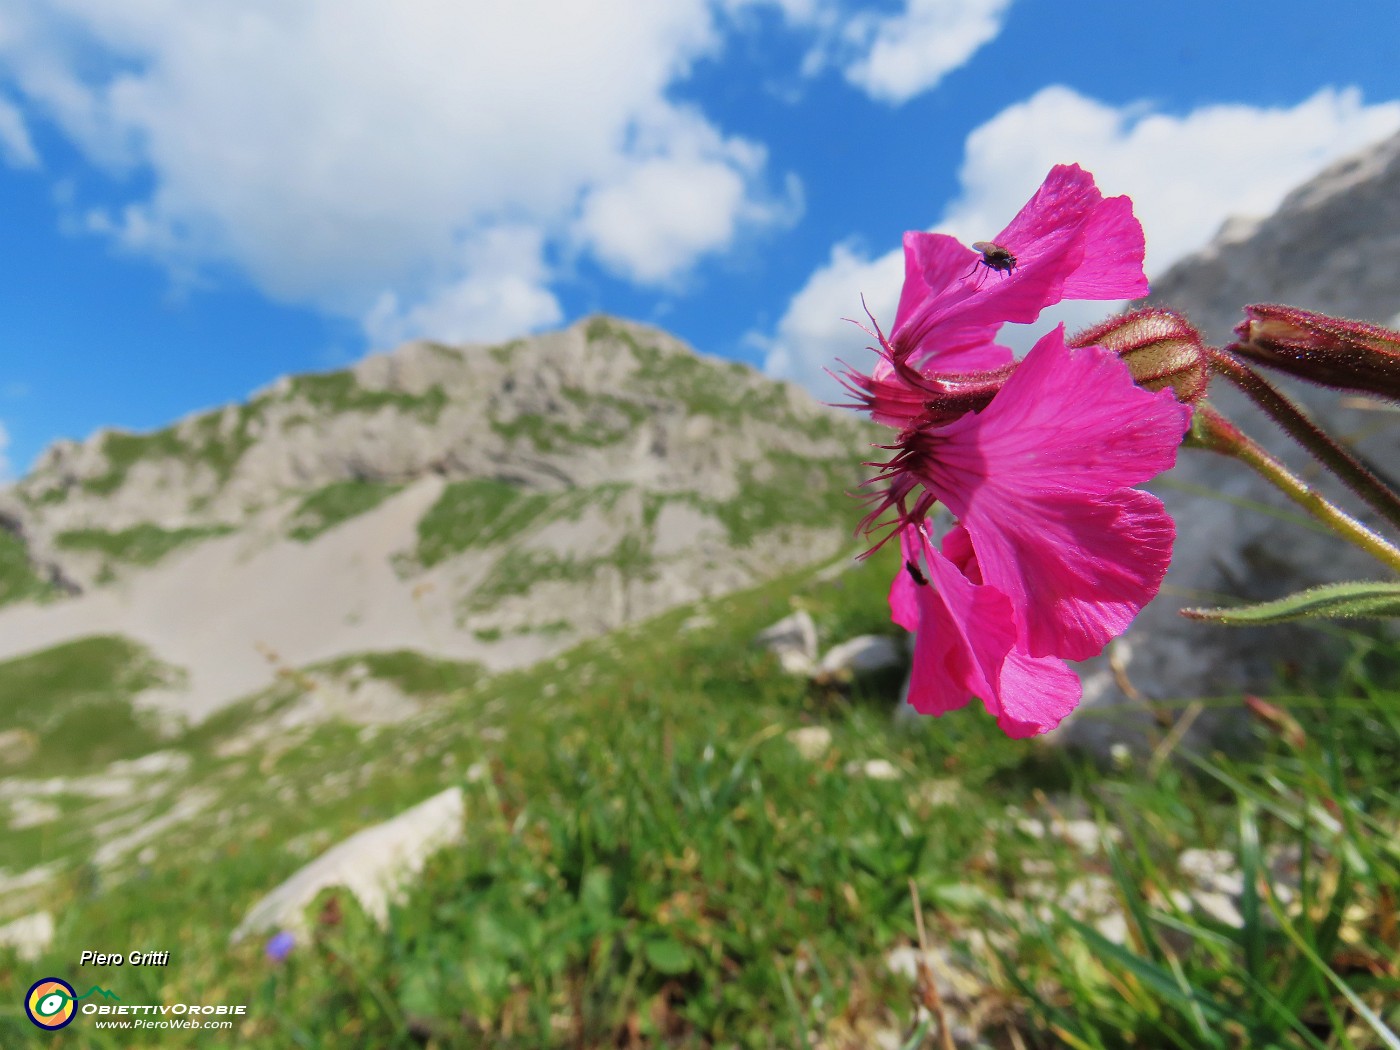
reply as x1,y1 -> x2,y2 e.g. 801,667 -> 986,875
1185,404 -> 1400,575
1210,349 -> 1400,531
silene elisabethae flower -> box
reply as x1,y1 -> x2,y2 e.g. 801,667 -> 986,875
836,165 -> 1199,738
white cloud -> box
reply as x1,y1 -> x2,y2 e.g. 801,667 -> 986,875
939,84 -> 1400,275
575,106 -> 801,286
0,0 -> 798,345
364,225 -> 562,348
0,420 -> 12,483
725,0 -> 1010,103
762,84 -> 1400,395
839,0 -> 1013,104
0,93 -> 37,167
754,240 -> 903,391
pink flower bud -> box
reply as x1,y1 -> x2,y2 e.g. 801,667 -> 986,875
1069,308 -> 1210,404
1231,304 -> 1400,401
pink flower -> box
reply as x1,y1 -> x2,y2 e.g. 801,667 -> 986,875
838,164 -> 1150,432
843,166 -> 1191,736
886,329 -> 1189,736
888,326 -> 1188,659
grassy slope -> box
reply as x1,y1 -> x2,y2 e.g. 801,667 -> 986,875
0,636 -> 181,777
0,551 -> 1396,1048
0,527 -> 53,607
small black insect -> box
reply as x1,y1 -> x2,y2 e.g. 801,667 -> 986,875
905,559 -> 928,586
965,240 -> 1017,283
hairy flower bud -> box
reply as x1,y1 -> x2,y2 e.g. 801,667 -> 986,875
1230,304 -> 1400,401
1068,308 -> 1209,403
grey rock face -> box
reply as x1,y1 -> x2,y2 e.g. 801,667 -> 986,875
1149,130 -> 1400,343
1061,130 -> 1400,754
0,316 -> 874,723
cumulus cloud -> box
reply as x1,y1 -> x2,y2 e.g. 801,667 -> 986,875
364,225 -> 562,348
762,85 -> 1400,394
574,104 -> 801,285
730,0 -> 1011,103
939,85 -> 1400,274
0,0 -> 799,345
838,0 -> 1013,104
0,93 -> 37,167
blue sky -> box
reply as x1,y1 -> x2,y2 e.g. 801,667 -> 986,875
1,0 -> 1398,478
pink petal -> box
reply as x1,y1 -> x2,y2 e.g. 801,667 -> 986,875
995,164 -> 1149,302
936,326 -> 1191,494
895,525 -> 1081,735
889,166 -> 1148,365
918,329 -> 1189,659
893,231 -> 968,334
996,648 -> 1082,737
974,488 -> 1175,660
897,527 -> 1011,716
1058,193 -> 1149,300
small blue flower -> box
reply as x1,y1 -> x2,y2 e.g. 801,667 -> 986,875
265,930 -> 296,963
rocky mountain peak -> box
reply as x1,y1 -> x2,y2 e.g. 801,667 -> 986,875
0,316 -> 874,722
1148,128 -> 1400,341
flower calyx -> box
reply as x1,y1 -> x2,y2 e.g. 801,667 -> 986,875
1228,304 -> 1400,401
1069,307 -> 1210,404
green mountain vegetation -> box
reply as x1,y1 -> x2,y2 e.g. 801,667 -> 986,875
1,548 -> 1395,1047
0,315 -> 1394,1045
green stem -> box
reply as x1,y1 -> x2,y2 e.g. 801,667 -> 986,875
1209,350 -> 1400,532
1186,404 -> 1400,575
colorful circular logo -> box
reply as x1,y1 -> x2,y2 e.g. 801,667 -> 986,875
25,977 -> 77,1030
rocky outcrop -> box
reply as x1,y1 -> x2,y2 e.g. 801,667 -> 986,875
1063,130 -> 1400,754
1148,130 -> 1400,341
230,787 -> 465,943
0,316 -> 874,723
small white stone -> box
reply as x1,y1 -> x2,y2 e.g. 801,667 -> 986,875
1192,891 -> 1245,928
786,726 -> 832,761
916,779 -> 960,807
845,758 -> 901,781
817,635 -> 903,676
0,911 -> 54,962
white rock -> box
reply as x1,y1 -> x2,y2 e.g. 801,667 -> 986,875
786,726 -> 832,760
8,798 -> 61,829
916,779 -> 961,808
845,758 -> 901,781
0,728 -> 36,766
0,911 -> 54,962
229,786 -> 465,943
105,751 -> 191,777
817,635 -> 903,676
756,610 -> 818,676
1056,818 -> 1122,854
1179,848 -> 1239,885
1192,890 -> 1245,928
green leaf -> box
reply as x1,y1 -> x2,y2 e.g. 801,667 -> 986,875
1236,802 -> 1264,1001
1181,581 -> 1400,625
643,935 -> 693,975
1056,915 -> 1235,1028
